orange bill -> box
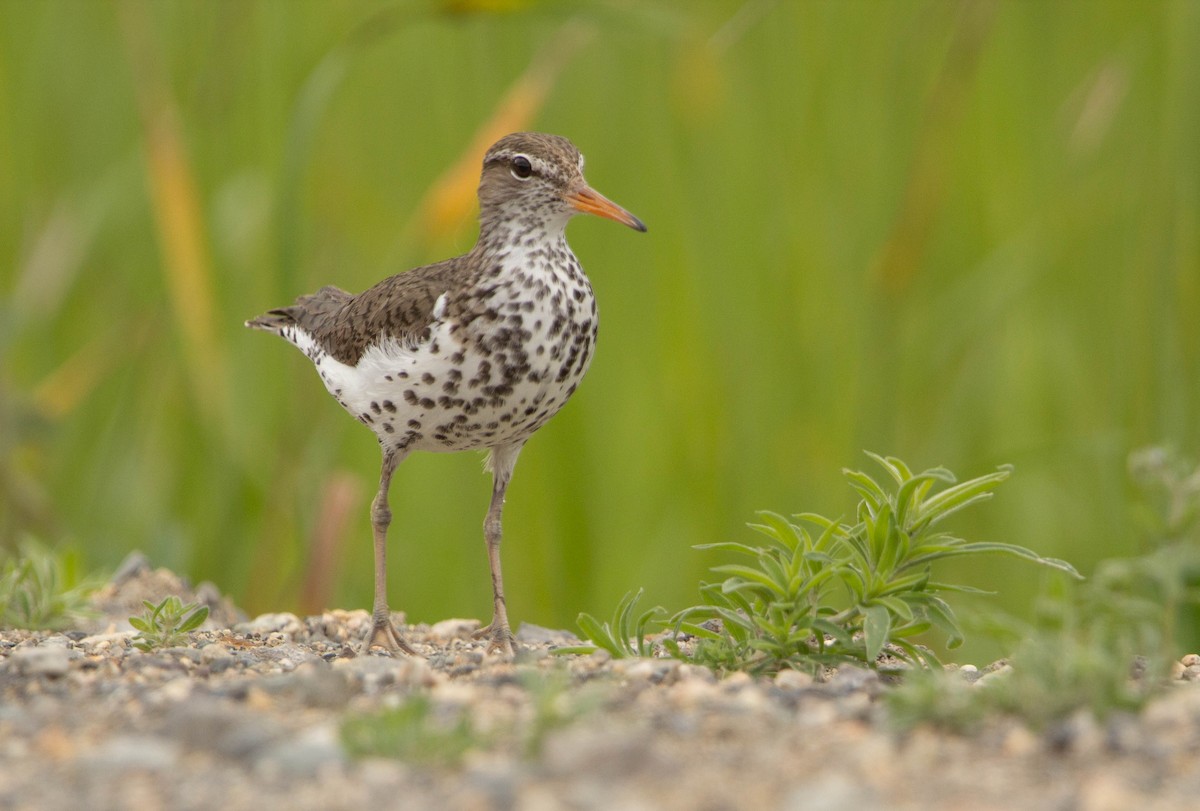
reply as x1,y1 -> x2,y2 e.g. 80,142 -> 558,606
567,186 -> 647,232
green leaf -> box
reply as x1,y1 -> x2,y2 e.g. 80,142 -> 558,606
875,595 -> 915,623
843,469 -> 886,508
862,604 -> 892,661
913,466 -> 1012,527
908,542 -> 1082,578
178,605 -> 209,633
693,541 -> 768,559
575,612 -> 615,654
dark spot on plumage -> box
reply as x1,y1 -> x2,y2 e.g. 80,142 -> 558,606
421,372 -> 435,385
384,375 -> 392,382
403,390 -> 419,405
360,412 -> 374,424
371,401 -> 381,414
408,419 -> 421,429
383,400 -> 396,412
483,384 -> 514,397
383,422 -> 394,433
420,397 -> 435,409
442,380 -> 459,395
451,351 -> 465,364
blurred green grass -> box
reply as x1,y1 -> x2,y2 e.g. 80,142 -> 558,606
1,0 -> 1197,661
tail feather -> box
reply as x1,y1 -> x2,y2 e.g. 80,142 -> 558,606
245,285 -> 353,334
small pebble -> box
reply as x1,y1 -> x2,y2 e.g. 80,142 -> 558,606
975,664 -> 1014,685
236,612 -> 304,637
721,671 -> 753,690
255,723 -> 346,777
200,643 -> 233,664
429,618 -> 481,641
775,669 -> 814,690
79,735 -> 181,773
615,659 -> 655,681
9,647 -> 71,678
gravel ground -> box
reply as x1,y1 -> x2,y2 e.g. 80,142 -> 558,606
1,559 -> 1199,811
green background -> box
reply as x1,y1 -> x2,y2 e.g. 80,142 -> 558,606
2,1 -> 1197,661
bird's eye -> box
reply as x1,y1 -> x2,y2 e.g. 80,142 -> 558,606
510,156 -> 533,180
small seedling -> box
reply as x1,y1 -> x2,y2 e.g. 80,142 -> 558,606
341,695 -> 481,765
0,537 -> 100,630
129,595 -> 209,651
554,588 -> 665,658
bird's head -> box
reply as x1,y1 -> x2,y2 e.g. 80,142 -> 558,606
478,132 -> 646,237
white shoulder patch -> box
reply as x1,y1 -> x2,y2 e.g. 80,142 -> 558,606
432,292 -> 448,320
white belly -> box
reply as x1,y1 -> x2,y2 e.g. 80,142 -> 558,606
309,279 -> 597,454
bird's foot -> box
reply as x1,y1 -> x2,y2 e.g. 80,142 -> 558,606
472,621 -> 517,658
360,613 -> 420,657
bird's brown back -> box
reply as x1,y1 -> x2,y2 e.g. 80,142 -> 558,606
250,257 -> 472,366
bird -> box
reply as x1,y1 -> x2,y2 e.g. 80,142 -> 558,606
246,132 -> 646,656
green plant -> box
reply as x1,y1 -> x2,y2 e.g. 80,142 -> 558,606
519,669 -> 604,758
554,588 -> 665,658
885,666 -> 990,733
0,537 -> 100,630
669,453 -> 1078,675
890,568 -> 1179,731
342,669 -> 607,764
129,595 -> 209,651
890,446 -> 1200,730
342,695 -> 480,765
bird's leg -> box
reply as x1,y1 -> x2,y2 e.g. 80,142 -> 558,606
473,444 -> 523,656
362,447 -> 417,655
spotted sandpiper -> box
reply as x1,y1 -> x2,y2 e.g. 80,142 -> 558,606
247,132 -> 645,656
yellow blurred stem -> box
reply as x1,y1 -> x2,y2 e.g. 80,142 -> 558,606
119,3 -> 230,438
